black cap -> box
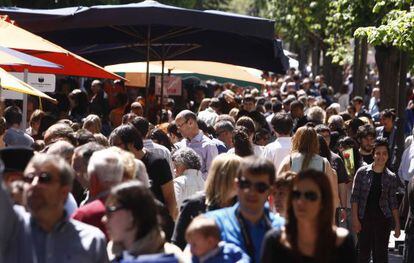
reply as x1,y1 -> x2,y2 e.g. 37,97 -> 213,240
0,147 -> 34,173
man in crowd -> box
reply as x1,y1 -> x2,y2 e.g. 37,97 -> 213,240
3,106 -> 34,147
289,100 -> 308,132
262,113 -> 293,172
71,148 -> 124,236
0,154 -> 108,262
205,157 -> 284,263
214,120 -> 234,151
109,124 -> 177,219
352,96 -> 372,119
198,98 -> 220,126
175,110 -> 218,179
357,124 -> 376,164
130,116 -> 174,176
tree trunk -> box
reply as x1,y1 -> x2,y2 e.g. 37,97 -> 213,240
353,37 -> 367,98
395,50 -> 409,173
311,38 -> 321,76
322,51 -> 343,92
375,46 -> 400,110
298,43 -> 309,76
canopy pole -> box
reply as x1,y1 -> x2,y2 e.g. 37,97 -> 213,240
160,58 -> 165,123
22,68 -> 28,130
144,26 -> 151,118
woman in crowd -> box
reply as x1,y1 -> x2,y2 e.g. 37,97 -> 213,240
172,153 -> 242,250
68,89 -> 89,123
278,125 -> 339,209
351,138 -> 400,262
103,181 -> 184,262
171,148 -> 205,209
228,126 -> 254,157
26,109 -> 45,140
150,128 -> 176,152
261,169 -> 356,263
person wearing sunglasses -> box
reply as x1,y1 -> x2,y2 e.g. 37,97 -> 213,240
204,156 -> 284,263
262,169 -> 356,263
103,180 -> 184,262
0,153 -> 108,263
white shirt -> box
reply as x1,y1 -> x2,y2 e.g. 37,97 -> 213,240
143,139 -> 175,177
198,107 -> 218,127
227,144 -> 263,157
399,143 -> 414,182
173,169 -> 205,209
262,137 -> 292,172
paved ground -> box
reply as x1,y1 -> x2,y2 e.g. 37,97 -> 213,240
389,252 -> 403,263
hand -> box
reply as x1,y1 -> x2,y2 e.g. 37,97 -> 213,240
352,217 -> 361,233
394,226 -> 401,238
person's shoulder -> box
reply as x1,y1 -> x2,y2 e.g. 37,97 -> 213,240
205,204 -> 236,220
69,218 -> 106,240
73,199 -> 105,215
152,142 -> 171,154
269,212 -> 285,228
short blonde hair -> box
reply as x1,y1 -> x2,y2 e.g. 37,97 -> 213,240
205,153 -> 242,207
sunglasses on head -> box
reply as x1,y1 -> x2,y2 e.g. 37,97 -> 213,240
291,190 -> 319,202
23,172 -> 54,184
238,177 -> 270,193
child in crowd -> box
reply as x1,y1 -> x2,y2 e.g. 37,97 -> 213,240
271,171 -> 296,217
185,216 -> 250,263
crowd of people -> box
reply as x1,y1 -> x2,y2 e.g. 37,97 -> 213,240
1,72 -> 414,263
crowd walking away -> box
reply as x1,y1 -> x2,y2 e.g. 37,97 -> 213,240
3,72 -> 414,263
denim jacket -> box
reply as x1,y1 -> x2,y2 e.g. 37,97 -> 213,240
350,164 -> 399,220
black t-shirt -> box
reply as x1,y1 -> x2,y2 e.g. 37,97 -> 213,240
141,151 -> 173,204
261,229 -> 356,263
365,172 -> 383,219
331,152 -> 349,184
361,153 -> 374,165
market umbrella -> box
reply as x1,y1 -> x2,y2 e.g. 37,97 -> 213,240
0,1 -> 288,114
0,1 -> 288,73
0,17 -> 121,79
105,60 -> 264,85
0,67 -> 56,102
0,46 -> 61,68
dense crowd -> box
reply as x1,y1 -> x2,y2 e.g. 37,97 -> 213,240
1,72 -> 414,263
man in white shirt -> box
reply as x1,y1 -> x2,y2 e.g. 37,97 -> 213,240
262,113 -> 293,173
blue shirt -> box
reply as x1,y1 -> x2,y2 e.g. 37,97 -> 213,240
205,203 -> 284,263
176,131 -> 218,180
192,241 -> 250,263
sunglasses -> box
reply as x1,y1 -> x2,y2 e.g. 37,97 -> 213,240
23,172 -> 54,184
238,177 -> 270,193
105,205 -> 126,215
291,190 -> 319,202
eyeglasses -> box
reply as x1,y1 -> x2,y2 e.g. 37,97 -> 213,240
238,177 -> 270,193
23,172 -> 54,184
291,190 -> 319,202
176,119 -> 189,129
105,205 -> 126,215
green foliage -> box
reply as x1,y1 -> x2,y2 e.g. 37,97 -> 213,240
354,2 -> 414,53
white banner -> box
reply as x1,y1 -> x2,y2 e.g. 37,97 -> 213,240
155,76 -> 182,96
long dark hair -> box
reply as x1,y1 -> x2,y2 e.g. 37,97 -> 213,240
106,181 -> 159,240
317,134 -> 332,163
150,128 -> 175,152
285,169 -> 336,263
